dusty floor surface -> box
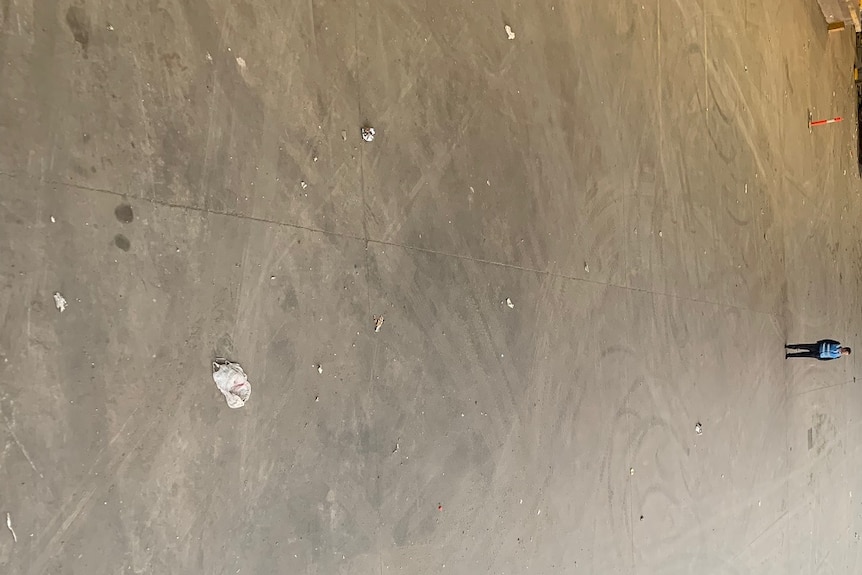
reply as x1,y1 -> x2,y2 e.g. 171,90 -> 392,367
2,0 -> 862,573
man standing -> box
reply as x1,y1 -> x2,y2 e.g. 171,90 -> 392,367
785,339 -> 852,360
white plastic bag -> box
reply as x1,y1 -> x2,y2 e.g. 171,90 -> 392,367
212,360 -> 252,408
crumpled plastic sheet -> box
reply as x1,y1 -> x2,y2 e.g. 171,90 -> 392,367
212,360 -> 252,408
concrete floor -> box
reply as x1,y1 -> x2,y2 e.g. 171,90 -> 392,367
2,0 -> 862,573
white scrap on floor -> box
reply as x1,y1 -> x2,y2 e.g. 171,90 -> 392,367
6,512 -> 16,543
695,422 -> 703,435
53,292 -> 67,313
505,24 -> 515,40
361,126 -> 376,142
505,298 -> 514,309
373,315 -> 385,333
212,360 -> 252,409
317,365 -> 323,374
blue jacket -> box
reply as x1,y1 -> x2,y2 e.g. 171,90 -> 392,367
818,340 -> 842,360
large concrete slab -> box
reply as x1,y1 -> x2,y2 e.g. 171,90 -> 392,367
2,0 -> 862,574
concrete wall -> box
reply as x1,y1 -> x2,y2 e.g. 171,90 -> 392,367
818,0 -> 860,29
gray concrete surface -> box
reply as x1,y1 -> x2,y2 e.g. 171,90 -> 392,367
2,0 -> 862,573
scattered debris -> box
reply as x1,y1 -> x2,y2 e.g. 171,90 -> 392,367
392,441 -> 399,454
53,292 -> 67,313
6,513 -> 16,543
212,359 -> 252,408
206,52 -> 213,62
505,24 -> 516,40
235,56 -> 247,70
300,180 -> 308,189
373,315 -> 385,333
695,422 -> 703,435
317,365 -> 323,374
361,126 -> 376,142
106,24 -> 114,31
629,467 -> 635,476
505,298 -> 515,309
584,262 -> 589,273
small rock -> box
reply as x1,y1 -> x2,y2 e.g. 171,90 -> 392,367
53,292 -> 67,313
505,24 -> 516,40
361,126 -> 376,142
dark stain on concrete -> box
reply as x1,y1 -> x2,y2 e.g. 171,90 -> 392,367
114,234 -> 131,252
65,6 -> 90,57
114,204 -> 134,223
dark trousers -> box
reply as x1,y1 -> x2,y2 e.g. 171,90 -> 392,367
786,343 -> 819,359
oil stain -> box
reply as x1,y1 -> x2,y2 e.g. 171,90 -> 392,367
114,234 -> 131,252
114,203 -> 134,223
65,6 -> 90,57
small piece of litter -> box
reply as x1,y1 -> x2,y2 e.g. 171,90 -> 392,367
506,298 -> 514,309
6,513 -> 17,543
313,156 -> 318,162
235,56 -> 247,70
537,509 -> 541,515
270,275 -> 276,280
341,130 -> 347,141
658,230 -> 663,237
505,24 -> 516,40
584,262 -> 589,273
212,359 -> 252,408
392,442 -> 399,454
300,181 -> 308,189
373,315 -> 385,333
53,292 -> 67,313
317,365 -> 323,374
695,422 -> 703,435
630,467 -> 635,476
206,52 -> 213,62
50,216 -> 56,223
106,24 -> 114,31
315,396 -> 319,402
361,126 -> 376,142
